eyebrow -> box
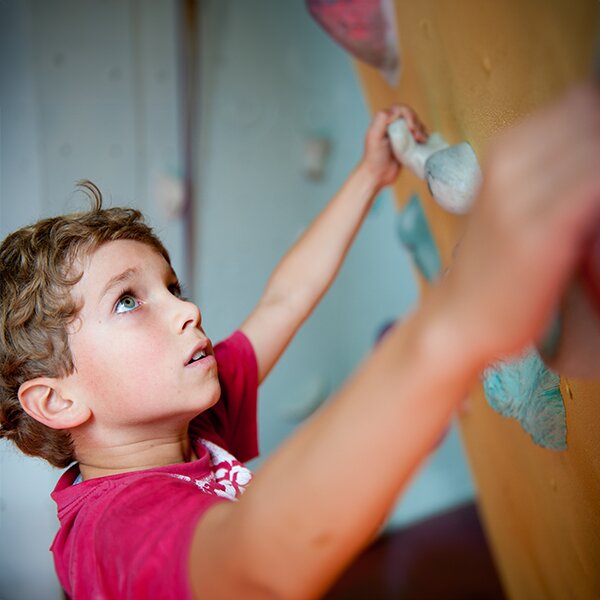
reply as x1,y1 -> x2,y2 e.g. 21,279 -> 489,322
98,264 -> 180,305
99,267 -> 139,304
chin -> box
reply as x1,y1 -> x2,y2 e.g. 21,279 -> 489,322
201,379 -> 222,410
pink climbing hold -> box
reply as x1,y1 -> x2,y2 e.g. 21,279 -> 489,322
306,0 -> 400,85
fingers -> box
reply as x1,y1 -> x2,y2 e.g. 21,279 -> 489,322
393,104 -> 428,142
368,107 -> 400,141
483,83 -> 600,205
369,104 -> 428,144
486,83 -> 600,179
468,82 -> 600,319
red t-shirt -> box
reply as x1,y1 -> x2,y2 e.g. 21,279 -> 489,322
50,331 -> 259,600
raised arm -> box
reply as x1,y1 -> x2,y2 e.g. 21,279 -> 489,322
191,84 -> 600,599
240,105 -> 427,383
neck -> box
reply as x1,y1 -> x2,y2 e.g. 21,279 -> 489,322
75,428 -> 198,481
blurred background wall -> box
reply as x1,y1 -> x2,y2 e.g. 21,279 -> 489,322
0,1 -> 474,597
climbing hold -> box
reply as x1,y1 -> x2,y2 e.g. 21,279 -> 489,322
388,118 -> 481,214
388,118 -> 448,179
396,194 -> 442,282
424,142 -> 481,214
483,348 -> 566,451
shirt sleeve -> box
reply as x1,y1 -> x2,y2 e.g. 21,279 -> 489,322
189,330 -> 259,463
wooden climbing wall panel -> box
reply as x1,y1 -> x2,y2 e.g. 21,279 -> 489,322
353,1 -> 600,598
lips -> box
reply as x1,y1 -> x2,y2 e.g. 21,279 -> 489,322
185,341 -> 211,366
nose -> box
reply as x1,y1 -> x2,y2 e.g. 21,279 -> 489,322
172,295 -> 202,333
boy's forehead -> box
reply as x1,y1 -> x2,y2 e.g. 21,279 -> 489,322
76,240 -> 175,296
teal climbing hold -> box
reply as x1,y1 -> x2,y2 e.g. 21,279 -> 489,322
482,349 -> 567,451
396,193 -> 442,282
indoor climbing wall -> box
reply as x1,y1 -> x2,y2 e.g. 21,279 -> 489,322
349,1 -> 599,598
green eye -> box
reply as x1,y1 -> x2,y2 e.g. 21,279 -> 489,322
115,294 -> 139,314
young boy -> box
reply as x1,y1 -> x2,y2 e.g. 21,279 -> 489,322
1,87 -> 599,599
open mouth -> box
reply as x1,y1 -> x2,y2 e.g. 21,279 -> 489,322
187,350 -> 208,365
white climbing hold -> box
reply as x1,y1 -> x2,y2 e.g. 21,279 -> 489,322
388,118 -> 448,179
387,118 -> 482,215
424,142 -> 481,214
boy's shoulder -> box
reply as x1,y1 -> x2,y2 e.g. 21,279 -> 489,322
193,329 -> 260,462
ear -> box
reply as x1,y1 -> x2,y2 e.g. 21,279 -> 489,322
18,378 -> 91,430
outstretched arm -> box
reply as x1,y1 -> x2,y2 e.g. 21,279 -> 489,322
240,105 -> 427,383
190,84 -> 600,599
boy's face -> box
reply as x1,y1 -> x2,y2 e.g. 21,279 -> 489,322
62,239 -> 220,432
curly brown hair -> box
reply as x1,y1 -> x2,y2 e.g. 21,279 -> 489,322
0,181 -> 172,467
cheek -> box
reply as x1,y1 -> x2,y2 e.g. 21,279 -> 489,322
75,330 -> 169,392
70,330 -> 130,386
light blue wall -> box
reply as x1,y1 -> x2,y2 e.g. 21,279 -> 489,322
0,2 -> 183,597
196,0 -> 419,454
1,4 -> 66,598
0,1 -> 474,597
